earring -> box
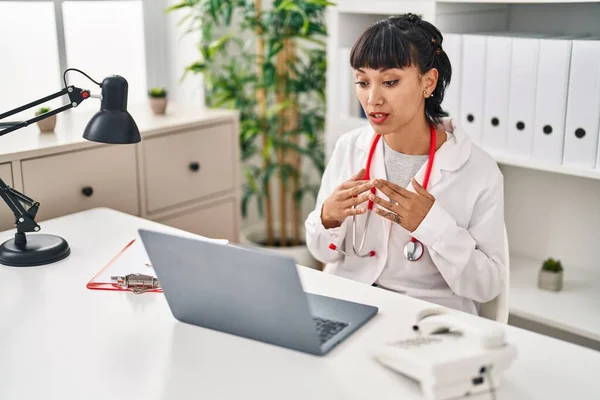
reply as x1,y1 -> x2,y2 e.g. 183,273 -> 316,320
423,90 -> 427,97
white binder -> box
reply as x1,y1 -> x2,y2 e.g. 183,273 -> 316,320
531,37 -> 574,165
459,34 -> 486,144
507,35 -> 544,158
482,34 -> 512,153
562,37 -> 600,169
442,33 -> 462,121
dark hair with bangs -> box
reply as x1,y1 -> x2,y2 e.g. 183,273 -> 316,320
350,13 -> 452,125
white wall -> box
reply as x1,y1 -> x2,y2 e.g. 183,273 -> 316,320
164,0 -> 205,107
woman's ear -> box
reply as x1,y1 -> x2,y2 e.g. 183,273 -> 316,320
422,68 -> 439,97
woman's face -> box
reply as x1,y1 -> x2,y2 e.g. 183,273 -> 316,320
354,65 -> 436,134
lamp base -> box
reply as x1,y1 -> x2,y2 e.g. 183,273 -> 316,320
0,233 -> 70,267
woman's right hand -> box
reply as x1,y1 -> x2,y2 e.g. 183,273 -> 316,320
320,168 -> 374,229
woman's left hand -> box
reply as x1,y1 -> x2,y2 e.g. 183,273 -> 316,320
370,178 -> 435,232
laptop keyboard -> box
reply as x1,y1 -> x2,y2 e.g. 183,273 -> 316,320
313,317 -> 348,345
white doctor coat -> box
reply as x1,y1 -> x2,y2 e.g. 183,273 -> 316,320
305,117 -> 507,315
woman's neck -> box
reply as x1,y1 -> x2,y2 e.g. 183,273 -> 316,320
383,118 -> 446,155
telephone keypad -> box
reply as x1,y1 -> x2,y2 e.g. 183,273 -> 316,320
391,337 -> 442,349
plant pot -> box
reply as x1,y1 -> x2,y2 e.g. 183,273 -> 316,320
37,115 -> 56,133
538,269 -> 563,291
149,97 -> 167,115
240,223 -> 321,270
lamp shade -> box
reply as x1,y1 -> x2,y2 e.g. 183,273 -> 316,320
83,75 -> 141,144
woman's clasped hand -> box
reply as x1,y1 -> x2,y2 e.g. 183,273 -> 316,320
320,168 -> 375,229
321,170 -> 436,233
370,178 -> 436,232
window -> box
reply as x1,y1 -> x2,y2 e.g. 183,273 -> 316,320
62,1 -> 147,114
0,0 -> 165,120
0,2 -> 62,122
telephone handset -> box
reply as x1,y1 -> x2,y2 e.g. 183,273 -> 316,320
372,308 -> 517,400
416,313 -> 506,349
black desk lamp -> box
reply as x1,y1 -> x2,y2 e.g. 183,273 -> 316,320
0,68 -> 141,267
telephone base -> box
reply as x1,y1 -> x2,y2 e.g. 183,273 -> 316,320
376,343 -> 516,400
372,311 -> 518,400
421,365 -> 510,400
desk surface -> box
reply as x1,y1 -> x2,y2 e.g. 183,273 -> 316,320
1,208 -> 599,400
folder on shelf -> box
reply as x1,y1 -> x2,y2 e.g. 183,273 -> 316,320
442,33 -> 462,121
531,36 -> 574,165
562,37 -> 600,169
87,232 -> 229,293
482,33 -> 512,153
459,33 -> 487,144
506,34 -> 544,158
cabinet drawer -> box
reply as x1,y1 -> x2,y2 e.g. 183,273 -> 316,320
143,123 -> 235,213
157,199 -> 237,242
0,163 -> 14,232
21,145 -> 139,222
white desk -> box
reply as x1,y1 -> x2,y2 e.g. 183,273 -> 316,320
1,208 -> 599,400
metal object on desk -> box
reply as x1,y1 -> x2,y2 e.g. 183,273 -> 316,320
110,273 -> 160,294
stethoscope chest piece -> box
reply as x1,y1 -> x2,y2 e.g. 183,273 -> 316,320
404,239 -> 424,261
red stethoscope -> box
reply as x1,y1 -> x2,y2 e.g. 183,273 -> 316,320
329,124 -> 437,262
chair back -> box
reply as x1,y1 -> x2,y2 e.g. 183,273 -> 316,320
479,226 -> 510,323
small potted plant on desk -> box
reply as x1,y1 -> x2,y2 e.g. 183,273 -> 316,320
35,106 -> 56,132
538,258 -> 563,291
148,87 -> 168,115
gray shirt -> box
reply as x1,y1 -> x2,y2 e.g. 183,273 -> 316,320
382,139 -> 429,187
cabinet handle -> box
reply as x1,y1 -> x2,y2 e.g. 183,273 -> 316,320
189,162 -> 201,172
81,186 -> 94,197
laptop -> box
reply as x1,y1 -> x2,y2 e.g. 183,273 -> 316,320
138,229 -> 378,356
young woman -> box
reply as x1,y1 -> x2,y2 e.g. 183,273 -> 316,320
304,13 -> 506,315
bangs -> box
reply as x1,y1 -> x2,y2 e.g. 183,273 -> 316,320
350,24 -> 415,71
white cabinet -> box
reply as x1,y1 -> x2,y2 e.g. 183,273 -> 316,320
156,198 -> 238,243
0,104 -> 241,243
21,144 -> 139,222
142,123 -> 236,213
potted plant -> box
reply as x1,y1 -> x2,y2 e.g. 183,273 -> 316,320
148,87 -> 168,115
35,106 -> 56,132
167,0 -> 332,269
538,258 -> 563,291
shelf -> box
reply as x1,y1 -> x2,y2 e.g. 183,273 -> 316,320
327,121 -> 600,181
336,0 -> 434,15
509,255 -> 600,342
487,150 -> 600,181
436,0 -> 600,3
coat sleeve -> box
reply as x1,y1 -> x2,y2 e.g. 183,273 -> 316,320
304,138 -> 351,264
410,173 -> 507,303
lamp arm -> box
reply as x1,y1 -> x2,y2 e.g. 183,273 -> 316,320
0,86 -> 91,137
0,82 -> 93,237
0,179 -> 40,234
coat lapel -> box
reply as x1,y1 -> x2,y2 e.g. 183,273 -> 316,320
410,117 -> 472,193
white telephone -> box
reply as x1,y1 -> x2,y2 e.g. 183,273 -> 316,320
372,308 -> 517,400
